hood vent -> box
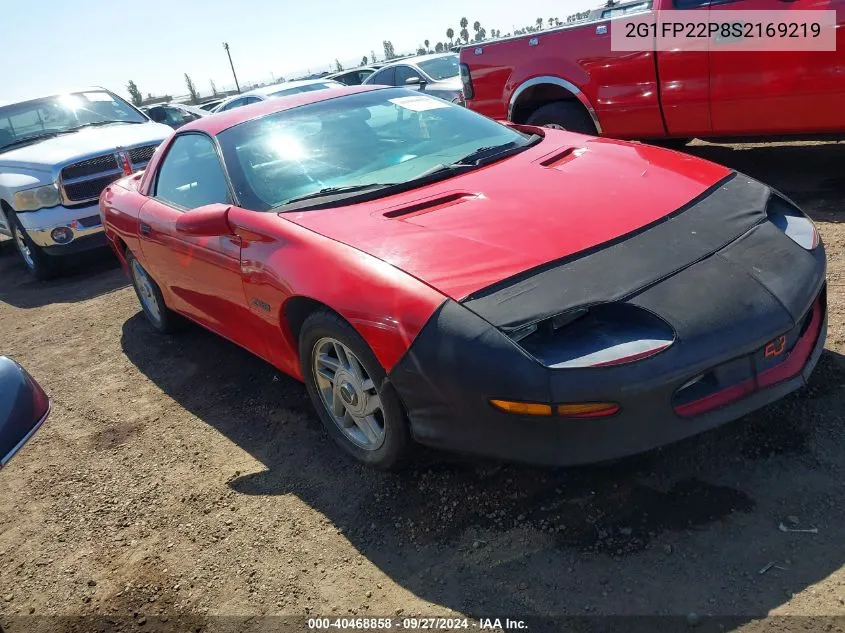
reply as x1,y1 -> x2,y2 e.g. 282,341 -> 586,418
383,193 -> 478,219
539,147 -> 582,170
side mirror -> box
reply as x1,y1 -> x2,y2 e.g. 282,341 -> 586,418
405,76 -> 426,87
0,356 -> 50,470
174,203 -> 233,237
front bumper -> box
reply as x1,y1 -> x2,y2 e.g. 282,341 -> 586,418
16,203 -> 105,251
389,288 -> 826,467
388,181 -> 827,466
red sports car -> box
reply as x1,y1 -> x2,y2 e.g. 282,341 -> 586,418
100,86 -> 826,470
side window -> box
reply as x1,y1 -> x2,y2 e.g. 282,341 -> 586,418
369,67 -> 396,86
393,66 -> 420,86
155,134 -> 231,210
221,98 -> 246,111
147,107 -> 167,123
673,0 -> 707,7
163,107 -> 187,127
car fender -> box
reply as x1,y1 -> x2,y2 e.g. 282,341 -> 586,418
229,208 -> 447,380
507,75 -> 602,133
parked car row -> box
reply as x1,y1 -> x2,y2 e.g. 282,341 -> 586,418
0,53 -> 468,282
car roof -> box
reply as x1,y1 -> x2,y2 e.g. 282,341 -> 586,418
374,52 -> 455,71
183,84 -> 387,136
213,79 -> 343,111
0,86 -> 116,107
247,78 -> 341,97
326,66 -> 376,78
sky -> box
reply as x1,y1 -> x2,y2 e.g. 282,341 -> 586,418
1,0 -> 594,103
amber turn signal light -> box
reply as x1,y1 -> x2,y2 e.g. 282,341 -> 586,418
490,399 -> 553,416
557,402 -> 620,418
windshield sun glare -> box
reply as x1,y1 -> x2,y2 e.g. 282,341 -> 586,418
218,88 -> 535,211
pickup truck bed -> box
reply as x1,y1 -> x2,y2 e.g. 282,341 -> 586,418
461,0 -> 845,140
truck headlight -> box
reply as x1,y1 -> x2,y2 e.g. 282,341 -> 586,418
13,184 -> 61,212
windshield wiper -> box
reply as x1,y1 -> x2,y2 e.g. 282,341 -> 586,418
453,134 -> 542,167
0,133 -> 60,152
69,120 -> 141,131
283,183 -> 392,205
411,135 -> 543,179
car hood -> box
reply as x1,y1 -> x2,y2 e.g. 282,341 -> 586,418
0,121 -> 171,171
285,131 -> 732,300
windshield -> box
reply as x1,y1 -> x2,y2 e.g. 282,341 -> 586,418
268,83 -> 341,98
218,88 -> 534,211
418,55 -> 460,81
0,91 -> 147,152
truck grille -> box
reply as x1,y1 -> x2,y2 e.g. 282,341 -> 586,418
63,174 -> 124,203
61,155 -> 119,180
59,143 -> 160,204
129,144 -> 157,165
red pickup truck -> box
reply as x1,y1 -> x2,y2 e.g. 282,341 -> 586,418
459,0 -> 845,141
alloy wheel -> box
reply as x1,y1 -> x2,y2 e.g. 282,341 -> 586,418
130,259 -> 162,324
312,337 -> 386,450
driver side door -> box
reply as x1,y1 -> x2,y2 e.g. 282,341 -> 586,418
138,133 -> 269,358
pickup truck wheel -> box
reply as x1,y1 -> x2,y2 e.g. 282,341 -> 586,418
300,310 -> 413,471
526,101 -> 597,135
126,250 -> 179,334
9,213 -> 58,281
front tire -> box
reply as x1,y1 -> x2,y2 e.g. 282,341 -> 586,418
525,101 -> 597,135
9,213 -> 58,281
126,250 -> 179,334
299,311 -> 412,470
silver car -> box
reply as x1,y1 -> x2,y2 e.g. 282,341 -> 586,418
212,79 -> 345,113
362,53 -> 464,104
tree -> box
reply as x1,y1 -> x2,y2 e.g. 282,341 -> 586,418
362,55 -> 368,66
474,27 -> 486,41
126,80 -> 143,106
473,20 -> 481,33
536,17 -> 544,30
371,50 -> 378,63
416,46 -> 427,55
460,27 -> 469,42
184,73 -> 199,104
460,17 -> 468,30
548,17 -> 554,28
383,40 -> 396,60
334,58 -> 344,72
435,42 -> 444,52
210,79 -> 218,96
446,27 -> 454,45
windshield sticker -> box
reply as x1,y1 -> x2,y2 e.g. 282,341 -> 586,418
82,92 -> 115,102
389,96 -> 450,112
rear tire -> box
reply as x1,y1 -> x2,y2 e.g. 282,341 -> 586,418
299,310 -> 412,470
525,101 -> 597,135
9,212 -> 58,281
126,250 -> 179,334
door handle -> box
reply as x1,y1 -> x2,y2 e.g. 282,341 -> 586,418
139,222 -> 152,236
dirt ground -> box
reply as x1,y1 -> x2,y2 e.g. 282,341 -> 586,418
1,140 -> 845,633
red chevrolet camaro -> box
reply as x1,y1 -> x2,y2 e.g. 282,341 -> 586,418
100,85 -> 826,470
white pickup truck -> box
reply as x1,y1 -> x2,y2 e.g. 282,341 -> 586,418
0,88 -> 172,279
